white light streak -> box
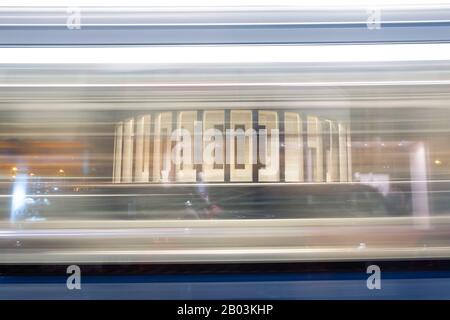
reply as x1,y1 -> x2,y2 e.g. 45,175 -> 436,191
2,44 -> 450,65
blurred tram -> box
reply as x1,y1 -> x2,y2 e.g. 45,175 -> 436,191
2,5 -> 450,299
1,46 -> 450,261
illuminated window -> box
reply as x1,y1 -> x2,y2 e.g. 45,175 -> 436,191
203,110 -> 225,182
324,120 -> 339,182
111,109 -> 351,185
230,110 -> 253,182
153,112 -> 172,182
258,111 -> 279,182
339,123 -> 348,182
175,111 -> 197,182
112,122 -> 123,183
347,127 -> 352,182
134,115 -> 151,183
122,118 -> 134,183
284,112 -> 303,182
307,116 -> 323,182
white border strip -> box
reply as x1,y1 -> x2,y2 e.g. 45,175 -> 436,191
2,44 -> 450,64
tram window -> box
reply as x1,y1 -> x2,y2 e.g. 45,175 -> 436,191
176,111 -> 196,182
180,129 -> 184,171
230,110 -> 253,182
112,111 -> 346,185
258,124 -> 266,170
203,110 -> 225,182
234,125 -> 246,170
307,116 -> 323,182
161,128 -> 169,178
347,128 -> 352,182
122,118 -> 134,183
134,115 -> 151,183
258,111 -> 279,182
284,112 -> 303,182
153,112 -> 172,182
213,124 -> 224,170
339,123 -> 348,182
332,122 -> 340,182
112,122 -> 123,183
323,121 -> 331,181
324,120 -> 339,182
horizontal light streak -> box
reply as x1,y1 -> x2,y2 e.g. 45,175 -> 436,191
3,247 -> 450,264
2,80 -> 450,88
2,44 -> 450,64
1,215 -> 448,229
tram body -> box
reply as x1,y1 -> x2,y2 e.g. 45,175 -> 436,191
1,46 -> 449,265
